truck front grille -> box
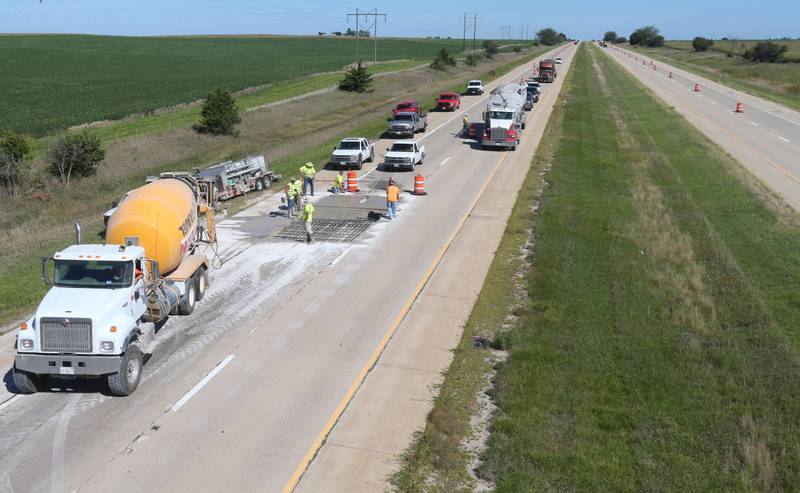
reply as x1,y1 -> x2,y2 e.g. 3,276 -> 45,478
385,157 -> 408,165
40,317 -> 92,353
490,128 -> 507,140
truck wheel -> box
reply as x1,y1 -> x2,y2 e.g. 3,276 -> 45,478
12,365 -> 42,394
255,178 -> 264,191
107,346 -> 143,396
356,154 -> 363,170
368,149 -> 375,162
178,278 -> 196,315
262,175 -> 272,189
195,267 -> 208,301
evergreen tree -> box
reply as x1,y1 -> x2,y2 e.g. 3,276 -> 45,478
339,63 -> 373,93
194,89 -> 241,136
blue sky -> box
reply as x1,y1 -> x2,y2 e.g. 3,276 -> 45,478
0,0 -> 797,40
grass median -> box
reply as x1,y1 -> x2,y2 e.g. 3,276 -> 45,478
393,42 -> 800,492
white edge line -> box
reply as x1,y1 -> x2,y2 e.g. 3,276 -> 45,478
170,354 -> 235,413
0,394 -> 20,411
779,136 -> 792,143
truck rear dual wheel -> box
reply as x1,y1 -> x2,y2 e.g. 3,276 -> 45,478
12,365 -> 43,394
255,178 -> 264,191
178,278 -> 197,315
194,267 -> 208,301
107,346 -> 143,396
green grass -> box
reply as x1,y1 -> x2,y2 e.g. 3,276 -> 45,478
0,34 -> 468,136
667,38 -> 800,57
393,43 -> 800,492
625,41 -> 800,111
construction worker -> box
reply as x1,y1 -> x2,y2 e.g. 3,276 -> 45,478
291,177 -> 302,214
299,162 -> 317,196
284,181 -> 296,218
332,171 -> 345,194
302,201 -> 315,243
386,178 -> 400,220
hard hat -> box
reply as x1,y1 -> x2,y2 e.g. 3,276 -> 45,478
305,162 -> 314,166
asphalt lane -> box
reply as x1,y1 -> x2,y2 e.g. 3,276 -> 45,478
0,45 -> 573,493
602,44 -> 800,208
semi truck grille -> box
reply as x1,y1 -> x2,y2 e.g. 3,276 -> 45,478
490,128 -> 507,140
40,317 -> 92,353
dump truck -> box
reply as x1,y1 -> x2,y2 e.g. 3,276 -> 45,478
196,155 -> 278,201
13,175 -> 218,396
538,59 -> 557,83
481,84 -> 527,151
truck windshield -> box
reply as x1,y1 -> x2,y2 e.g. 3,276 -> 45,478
54,260 -> 133,288
489,111 -> 513,120
338,142 -> 361,150
468,82 -> 481,86
390,144 -> 414,152
394,114 -> 414,121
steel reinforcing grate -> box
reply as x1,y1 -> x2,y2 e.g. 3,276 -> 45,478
273,218 -> 374,243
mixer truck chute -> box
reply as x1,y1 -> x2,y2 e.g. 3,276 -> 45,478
13,176 -> 218,396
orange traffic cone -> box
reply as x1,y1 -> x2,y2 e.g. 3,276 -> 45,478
735,101 -> 744,113
346,170 -> 359,192
693,83 -> 701,92
412,174 -> 427,196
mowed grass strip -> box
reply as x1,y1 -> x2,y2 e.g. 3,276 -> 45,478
0,34 -> 466,136
394,43 -> 800,492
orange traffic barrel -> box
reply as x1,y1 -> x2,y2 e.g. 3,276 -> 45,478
412,174 -> 427,196
735,101 -> 744,113
347,170 -> 359,192
693,83 -> 701,92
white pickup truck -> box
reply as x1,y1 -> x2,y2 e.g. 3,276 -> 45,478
383,140 -> 425,171
330,137 -> 375,170
466,79 -> 485,95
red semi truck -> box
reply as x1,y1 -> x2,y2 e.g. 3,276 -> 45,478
538,59 -> 557,83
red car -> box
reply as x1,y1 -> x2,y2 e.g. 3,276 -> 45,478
436,92 -> 461,111
393,100 -> 421,116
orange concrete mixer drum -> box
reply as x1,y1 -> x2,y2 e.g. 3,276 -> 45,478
106,178 -> 199,274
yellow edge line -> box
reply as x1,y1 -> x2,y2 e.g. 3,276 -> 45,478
281,149 -> 514,493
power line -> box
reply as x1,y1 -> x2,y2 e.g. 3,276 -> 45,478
178,0 -> 337,23
364,9 -> 387,64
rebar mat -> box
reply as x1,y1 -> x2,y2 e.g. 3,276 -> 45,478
273,218 -> 374,243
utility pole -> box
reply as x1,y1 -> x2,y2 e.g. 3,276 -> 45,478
367,9 -> 387,64
346,8 -> 365,63
462,13 -> 468,51
472,13 -> 477,50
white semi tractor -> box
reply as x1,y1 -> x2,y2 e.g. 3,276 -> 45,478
13,175 -> 217,396
481,84 -> 528,151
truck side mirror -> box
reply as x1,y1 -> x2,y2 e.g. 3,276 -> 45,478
40,257 -> 52,285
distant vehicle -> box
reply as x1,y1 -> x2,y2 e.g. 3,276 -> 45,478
387,111 -> 427,138
482,84 -> 527,151
525,78 -> 541,90
538,59 -> 557,83
524,87 -> 539,109
555,57 -> 563,64
466,80 -> 485,95
436,92 -> 461,111
330,137 -> 375,170
383,140 -> 425,171
392,100 -> 421,116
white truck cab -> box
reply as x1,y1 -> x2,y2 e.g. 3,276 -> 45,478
383,140 -> 426,171
331,137 -> 375,170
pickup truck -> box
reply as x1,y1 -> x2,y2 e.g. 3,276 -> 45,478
436,92 -> 461,111
387,112 -> 427,138
466,80 -> 484,95
383,140 -> 425,171
330,137 -> 375,170
392,100 -> 421,116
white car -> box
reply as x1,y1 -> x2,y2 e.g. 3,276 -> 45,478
331,137 -> 375,170
466,80 -> 484,95
383,140 -> 425,171
555,57 -> 563,64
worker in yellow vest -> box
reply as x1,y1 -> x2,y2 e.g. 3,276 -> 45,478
299,162 -> 317,196
332,171 -> 345,194
284,180 -> 296,218
303,202 -> 315,243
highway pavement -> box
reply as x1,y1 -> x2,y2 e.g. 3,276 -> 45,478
0,45 -> 574,493
601,44 -> 800,210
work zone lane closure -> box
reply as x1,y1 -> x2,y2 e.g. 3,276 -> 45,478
281,44 -> 576,493
603,45 -> 800,197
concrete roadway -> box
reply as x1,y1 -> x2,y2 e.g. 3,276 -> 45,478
0,45 -> 574,493
601,44 -> 800,210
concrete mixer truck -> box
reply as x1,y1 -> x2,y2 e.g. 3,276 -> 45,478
12,175 -> 218,396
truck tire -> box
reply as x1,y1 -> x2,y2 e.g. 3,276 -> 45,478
262,175 -> 272,189
12,365 -> 42,394
255,178 -> 264,191
107,346 -> 143,396
178,278 -> 196,315
368,149 -> 375,162
195,267 -> 208,301
356,154 -> 363,170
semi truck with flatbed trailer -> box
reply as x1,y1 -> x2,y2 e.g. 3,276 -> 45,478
13,175 -> 218,396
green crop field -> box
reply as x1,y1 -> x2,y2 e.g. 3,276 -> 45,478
667,38 -> 800,56
0,34 -> 467,136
